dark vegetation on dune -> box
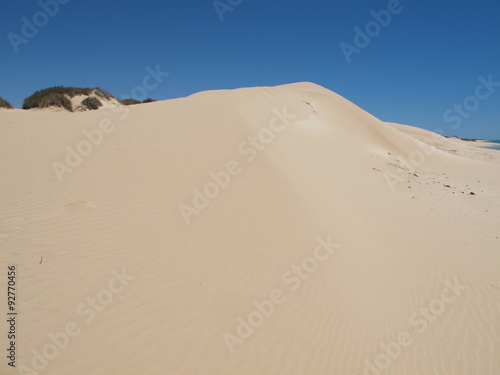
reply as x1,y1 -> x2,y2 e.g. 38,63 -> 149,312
120,98 -> 157,105
0,97 -> 14,109
445,136 -> 477,142
20,86 -> 158,111
22,86 -> 114,111
120,98 -> 141,106
81,96 -> 103,110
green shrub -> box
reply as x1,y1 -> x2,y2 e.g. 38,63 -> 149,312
120,99 -> 141,106
64,87 -> 92,97
0,97 -> 14,109
81,96 -> 102,110
38,93 -> 72,111
142,98 -> 156,103
22,86 -> 116,111
94,88 -> 113,100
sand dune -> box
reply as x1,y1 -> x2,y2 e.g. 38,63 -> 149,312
0,82 -> 499,375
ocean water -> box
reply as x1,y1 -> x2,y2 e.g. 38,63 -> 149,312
485,140 -> 500,150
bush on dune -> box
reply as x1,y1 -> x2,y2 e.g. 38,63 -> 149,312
21,86 -> 156,111
81,96 -> 102,110
38,93 -> 72,111
22,86 -> 116,111
120,98 -> 141,106
94,87 -> 113,100
120,98 -> 157,105
0,97 -> 14,109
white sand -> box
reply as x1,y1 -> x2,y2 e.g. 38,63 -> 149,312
69,93 -> 122,112
0,83 -> 499,374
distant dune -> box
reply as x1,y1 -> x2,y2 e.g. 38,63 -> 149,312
20,86 -> 123,112
0,82 -> 498,375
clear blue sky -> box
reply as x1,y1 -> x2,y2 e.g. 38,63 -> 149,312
1,0 -> 499,139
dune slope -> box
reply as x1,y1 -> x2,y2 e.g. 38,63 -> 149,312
0,83 -> 499,375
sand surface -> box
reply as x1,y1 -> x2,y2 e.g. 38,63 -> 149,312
0,83 -> 499,374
